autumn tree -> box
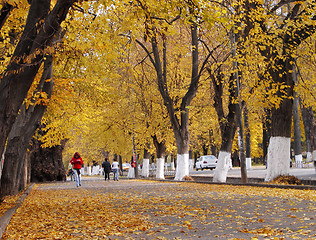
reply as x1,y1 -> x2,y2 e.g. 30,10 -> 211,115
0,0 -> 79,183
243,0 -> 316,181
0,56 -> 54,198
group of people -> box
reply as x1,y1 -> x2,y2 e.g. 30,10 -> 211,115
102,158 -> 119,181
68,152 -> 120,187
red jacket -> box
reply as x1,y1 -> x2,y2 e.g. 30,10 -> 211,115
71,157 -> 83,169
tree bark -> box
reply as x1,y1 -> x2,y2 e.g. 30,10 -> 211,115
262,109 -> 271,167
243,106 -> 251,169
152,135 -> 166,179
293,91 -> 302,167
264,57 -> 294,181
141,147 -> 151,178
30,138 -> 66,182
300,105 -> 314,163
313,122 -> 316,164
0,0 -> 76,160
0,56 -> 53,198
209,130 -> 217,156
208,70 -> 238,182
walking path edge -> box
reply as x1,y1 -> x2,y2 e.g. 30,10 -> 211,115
0,183 -> 35,239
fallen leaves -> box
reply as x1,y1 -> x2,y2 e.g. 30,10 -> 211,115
1,179 -> 315,239
0,191 -> 24,216
269,175 -> 302,185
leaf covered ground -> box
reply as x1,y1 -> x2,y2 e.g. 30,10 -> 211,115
1,179 -> 315,239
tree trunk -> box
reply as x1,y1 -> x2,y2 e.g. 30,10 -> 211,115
209,130 -> 217,156
265,58 -> 294,182
244,106 -> 251,169
313,122 -> 316,165
30,138 -> 66,182
118,155 -> 123,175
142,147 -> 151,178
300,105 -> 314,163
19,152 -> 31,191
136,13 -> 201,180
262,109 -> 271,167
293,92 -> 302,168
0,57 -> 53,198
0,0 -> 76,160
209,71 -> 238,183
202,144 -> 208,155
152,135 -> 166,179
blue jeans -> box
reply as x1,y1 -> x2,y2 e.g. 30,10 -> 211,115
74,169 -> 81,186
113,169 -> 119,181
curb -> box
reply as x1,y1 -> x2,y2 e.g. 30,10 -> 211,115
0,184 -> 34,239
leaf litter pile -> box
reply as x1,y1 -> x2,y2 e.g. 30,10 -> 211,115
1,179 -> 315,239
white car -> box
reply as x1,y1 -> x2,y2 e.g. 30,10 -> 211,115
196,155 -> 218,170
122,163 -> 131,171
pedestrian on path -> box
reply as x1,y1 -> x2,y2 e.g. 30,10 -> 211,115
112,159 -> 119,181
71,152 -> 83,187
67,162 -> 76,181
102,157 -> 111,181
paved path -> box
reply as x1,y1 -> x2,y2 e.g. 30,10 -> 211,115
1,179 -> 315,239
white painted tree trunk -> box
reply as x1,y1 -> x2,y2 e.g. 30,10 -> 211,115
213,151 -> 231,183
313,150 -> 316,162
142,158 -> 150,178
265,137 -> 290,182
156,158 -> 165,179
295,154 -> 303,168
174,154 -> 189,181
127,167 -> 135,178
306,152 -> 312,163
87,166 -> 91,176
189,158 -> 194,171
171,162 -> 175,171
246,158 -> 252,170
92,166 -> 99,175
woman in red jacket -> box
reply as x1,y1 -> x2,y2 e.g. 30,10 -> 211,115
71,152 -> 83,187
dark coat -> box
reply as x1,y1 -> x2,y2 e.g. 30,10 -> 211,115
102,161 -> 112,173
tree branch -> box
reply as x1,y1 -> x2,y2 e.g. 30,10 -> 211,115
0,2 -> 13,30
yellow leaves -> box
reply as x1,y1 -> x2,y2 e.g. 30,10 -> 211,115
6,0 -> 28,6
240,227 -> 283,237
1,180 -> 316,239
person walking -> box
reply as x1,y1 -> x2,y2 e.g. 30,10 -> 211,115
71,152 -> 83,187
68,162 -> 76,181
111,159 -> 119,181
102,157 -> 111,181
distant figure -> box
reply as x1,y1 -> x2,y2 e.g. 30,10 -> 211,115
102,157 -> 112,181
68,162 -> 75,181
112,159 -> 119,181
71,152 -> 83,187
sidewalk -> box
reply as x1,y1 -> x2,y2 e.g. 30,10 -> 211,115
189,166 -> 316,187
1,179 -> 316,239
